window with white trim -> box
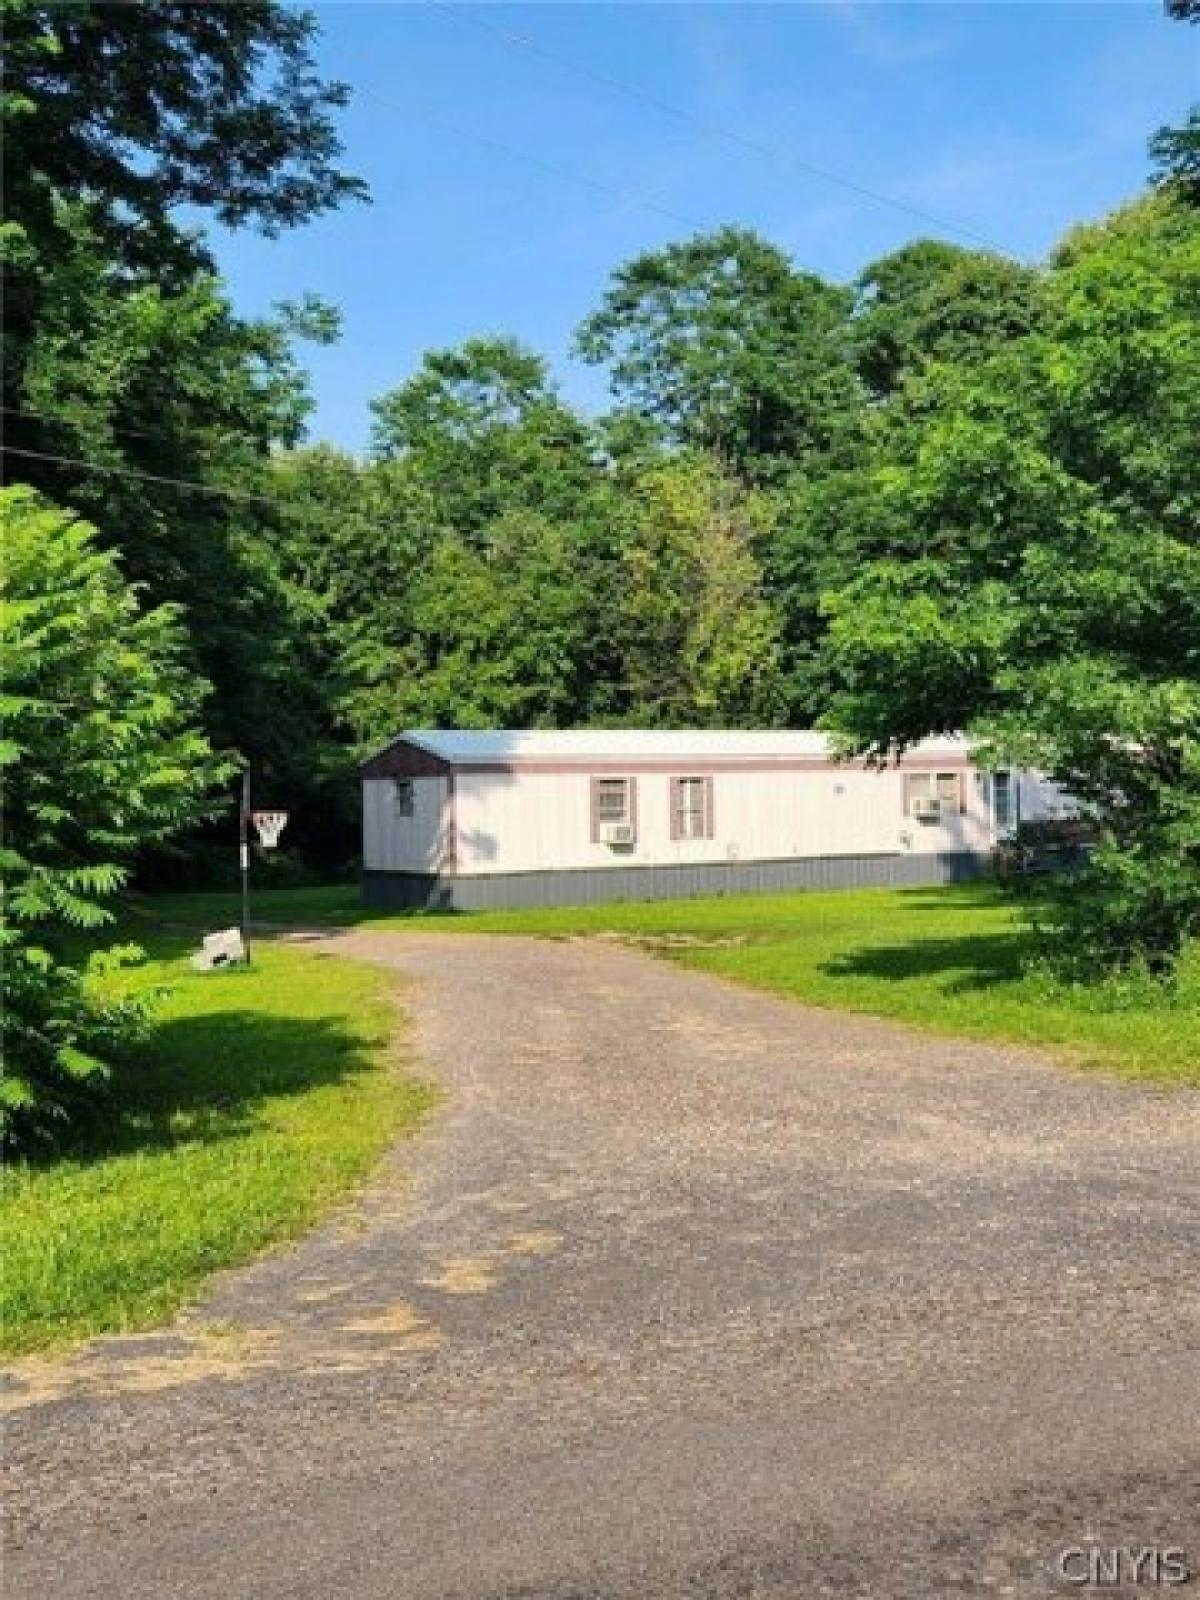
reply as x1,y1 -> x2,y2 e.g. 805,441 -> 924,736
904,771 -> 963,818
594,778 -> 631,825
674,776 -> 711,840
393,777 -> 414,817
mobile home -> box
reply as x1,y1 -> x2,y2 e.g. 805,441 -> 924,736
360,730 -> 1068,911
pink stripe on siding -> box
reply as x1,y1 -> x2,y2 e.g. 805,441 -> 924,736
455,756 -> 974,776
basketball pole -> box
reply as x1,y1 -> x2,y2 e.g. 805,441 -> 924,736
240,766 -> 252,965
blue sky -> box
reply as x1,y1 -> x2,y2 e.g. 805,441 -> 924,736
211,2 -> 1197,451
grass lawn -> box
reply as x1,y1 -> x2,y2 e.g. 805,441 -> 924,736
476,884 -> 1196,1086
1,927 -> 433,1357
137,880 -> 1197,1087
17,879 -> 1186,1358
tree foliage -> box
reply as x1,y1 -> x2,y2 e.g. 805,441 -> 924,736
607,456 -> 783,726
851,240 -> 1046,399
575,226 -> 861,478
818,196 -> 1200,975
1149,0 -> 1198,202
1,490 -> 229,1146
2,3 -> 365,874
1151,109 -> 1200,204
3,204 -> 345,865
2,0 -> 364,271
292,351 -> 786,741
370,338 -> 600,537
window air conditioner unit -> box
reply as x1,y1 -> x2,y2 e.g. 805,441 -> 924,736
912,797 -> 942,820
599,822 -> 635,846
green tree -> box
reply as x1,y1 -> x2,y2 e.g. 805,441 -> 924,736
1149,0 -> 1198,203
610,456 -> 784,726
1151,109 -> 1200,204
270,444 -> 444,756
761,242 -> 1043,721
4,208 -> 340,861
269,447 -> 433,671
3,0 -> 364,458
576,227 -> 860,479
342,339 -> 627,739
370,338 -> 600,537
851,240 -> 1045,399
2,0 -> 363,271
345,512 -> 597,735
1,489 -> 228,1146
2,2 -> 364,871
818,195 -> 1200,975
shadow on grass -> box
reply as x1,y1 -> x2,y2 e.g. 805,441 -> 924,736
119,892 -> 460,943
883,883 -> 1005,913
25,1008 -> 377,1171
889,881 -> 1059,916
821,930 -> 1028,994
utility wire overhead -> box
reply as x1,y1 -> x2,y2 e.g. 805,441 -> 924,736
3,403 -> 202,444
2,442 -> 446,566
356,83 -> 705,234
427,0 -> 1010,255
0,442 -> 641,581
2,445 -> 287,507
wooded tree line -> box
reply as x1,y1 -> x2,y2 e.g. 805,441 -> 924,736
2,1 -> 1196,1141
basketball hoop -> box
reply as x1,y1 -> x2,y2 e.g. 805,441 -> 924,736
251,810 -> 289,850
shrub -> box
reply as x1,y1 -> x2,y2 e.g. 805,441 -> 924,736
1032,831 -> 1200,985
1,488 -> 228,1148
991,818 -> 1095,886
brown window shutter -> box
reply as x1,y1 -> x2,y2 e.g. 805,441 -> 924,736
704,776 -> 715,839
669,777 -> 681,841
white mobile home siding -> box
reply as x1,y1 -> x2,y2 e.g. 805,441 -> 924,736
359,730 -> 1062,909
362,774 -> 450,874
449,763 -> 993,876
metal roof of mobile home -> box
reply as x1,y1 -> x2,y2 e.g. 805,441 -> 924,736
388,729 -> 972,765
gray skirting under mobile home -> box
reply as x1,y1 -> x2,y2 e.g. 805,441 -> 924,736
362,849 -> 987,913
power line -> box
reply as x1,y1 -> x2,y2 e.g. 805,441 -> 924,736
427,0 -> 1010,255
1,443 -> 414,554
0,436 -> 618,545
2,444 -> 285,506
355,82 -> 704,233
3,402 -> 201,444
1,442 -> 436,566
0,440 -> 633,579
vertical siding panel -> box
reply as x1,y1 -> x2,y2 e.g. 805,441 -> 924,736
443,772 -> 457,873
362,849 -> 989,911
381,756 -> 1008,882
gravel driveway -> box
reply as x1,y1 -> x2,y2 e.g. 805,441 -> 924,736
5,929 -> 1199,1598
